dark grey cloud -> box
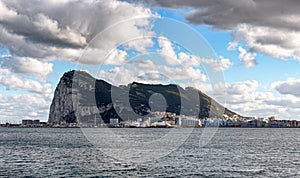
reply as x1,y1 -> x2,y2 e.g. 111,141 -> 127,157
147,0 -> 300,61
0,0 -> 154,61
148,0 -> 300,29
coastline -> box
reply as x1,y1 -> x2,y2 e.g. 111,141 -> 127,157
1,125 -> 299,128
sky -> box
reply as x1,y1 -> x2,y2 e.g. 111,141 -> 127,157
1,0 -> 300,122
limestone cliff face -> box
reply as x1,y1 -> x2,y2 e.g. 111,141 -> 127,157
48,71 -> 76,123
48,70 -> 100,123
48,70 -> 119,124
49,70 -> 245,124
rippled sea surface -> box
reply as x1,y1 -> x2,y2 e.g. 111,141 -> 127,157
0,128 -> 299,177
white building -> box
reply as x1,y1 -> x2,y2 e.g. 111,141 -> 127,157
180,117 -> 200,127
109,118 -> 119,125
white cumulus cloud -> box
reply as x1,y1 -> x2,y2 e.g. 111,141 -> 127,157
238,46 -> 257,67
0,68 -> 52,95
0,56 -> 53,81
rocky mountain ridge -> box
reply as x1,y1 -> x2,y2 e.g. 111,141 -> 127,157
48,70 -> 245,124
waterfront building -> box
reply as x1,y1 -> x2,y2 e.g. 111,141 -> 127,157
22,119 -> 40,127
270,121 -> 279,127
33,120 -> 40,125
22,120 -> 33,125
181,117 -> 200,127
147,117 -> 161,125
226,119 -> 234,127
109,118 -> 119,125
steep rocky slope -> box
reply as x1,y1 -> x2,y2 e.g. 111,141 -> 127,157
48,70 -> 244,124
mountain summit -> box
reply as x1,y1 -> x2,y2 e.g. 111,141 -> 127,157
48,70 -> 244,124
